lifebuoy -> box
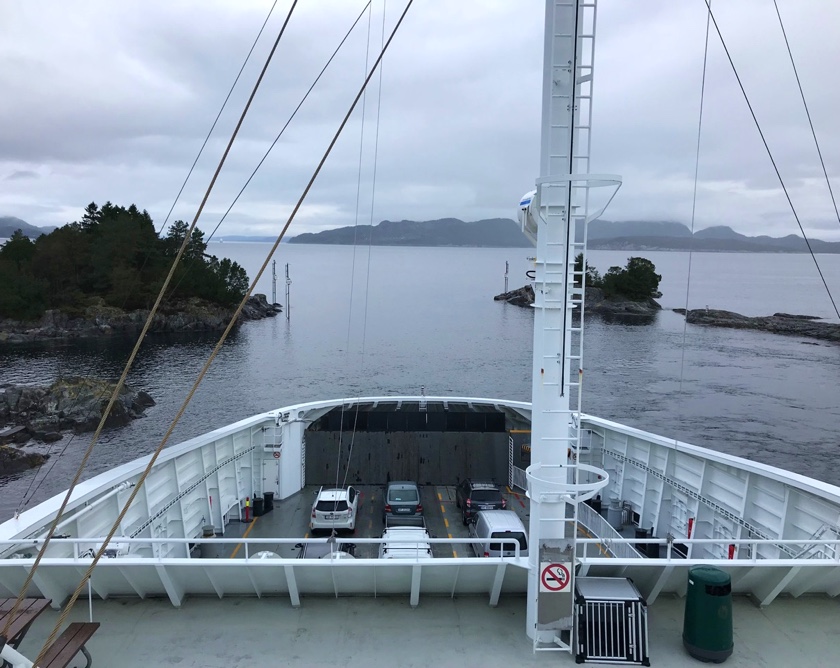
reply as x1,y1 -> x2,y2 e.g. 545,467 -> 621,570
273,451 -> 280,459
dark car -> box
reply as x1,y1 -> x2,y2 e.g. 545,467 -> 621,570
455,479 -> 506,525
383,481 -> 423,525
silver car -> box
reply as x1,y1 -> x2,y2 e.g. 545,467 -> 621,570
383,481 -> 423,525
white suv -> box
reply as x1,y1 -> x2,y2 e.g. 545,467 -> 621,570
310,486 -> 359,533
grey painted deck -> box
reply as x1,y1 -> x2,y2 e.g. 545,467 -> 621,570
13,594 -> 839,667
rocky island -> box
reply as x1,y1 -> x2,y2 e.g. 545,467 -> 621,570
495,285 -> 661,316
495,256 -> 663,317
0,377 -> 155,475
674,309 -> 840,344
1,203 -> 282,343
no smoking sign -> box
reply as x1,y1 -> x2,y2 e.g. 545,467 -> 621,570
539,562 -> 571,593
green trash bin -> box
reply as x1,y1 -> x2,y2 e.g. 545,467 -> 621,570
683,566 -> 733,663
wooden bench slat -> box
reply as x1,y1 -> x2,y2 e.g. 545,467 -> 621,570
38,621 -> 100,668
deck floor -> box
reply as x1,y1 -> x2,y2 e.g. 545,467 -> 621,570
216,484 -> 532,559
13,593 -> 839,667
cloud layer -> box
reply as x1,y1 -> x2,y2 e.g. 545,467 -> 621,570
1,0 -> 838,241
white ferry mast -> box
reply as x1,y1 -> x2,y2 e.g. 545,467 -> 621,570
521,0 -> 618,649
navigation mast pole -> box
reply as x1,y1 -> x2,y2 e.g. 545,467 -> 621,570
520,0 -> 618,650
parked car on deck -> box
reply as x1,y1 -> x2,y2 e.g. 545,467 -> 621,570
455,479 -> 506,525
383,481 -> 423,525
310,486 -> 359,534
379,526 -> 433,559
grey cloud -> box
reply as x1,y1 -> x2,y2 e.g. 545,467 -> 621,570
4,170 -> 39,181
1,0 -> 838,243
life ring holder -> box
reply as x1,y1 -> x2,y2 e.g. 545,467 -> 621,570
526,462 -> 608,505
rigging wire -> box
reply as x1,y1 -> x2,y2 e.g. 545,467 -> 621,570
334,3 -> 376,496
772,0 -> 840,231
678,2 -> 713,398
154,0 -> 281,235
15,2 -> 285,512
34,3 -> 414,661
340,0 -> 389,496
702,0 -> 840,319
14,0 -> 302,655
167,1 -> 373,299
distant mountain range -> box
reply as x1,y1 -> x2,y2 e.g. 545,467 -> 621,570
288,218 -> 840,253
5,215 -> 839,253
0,217 -> 57,238
289,218 -> 530,247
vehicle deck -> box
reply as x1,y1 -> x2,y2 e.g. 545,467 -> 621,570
13,594 -> 838,667
217,484 -> 532,559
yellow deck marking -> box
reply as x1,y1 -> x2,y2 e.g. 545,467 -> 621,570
440,504 -> 446,514
444,518 -> 449,528
230,516 -> 259,559
506,485 -> 512,494
437,492 -> 442,501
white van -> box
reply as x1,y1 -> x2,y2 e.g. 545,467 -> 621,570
468,510 -> 529,558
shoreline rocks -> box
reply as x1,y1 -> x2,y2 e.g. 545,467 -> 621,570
0,294 -> 281,345
674,308 -> 840,343
1,377 -> 155,439
0,377 -> 155,475
495,285 -> 662,316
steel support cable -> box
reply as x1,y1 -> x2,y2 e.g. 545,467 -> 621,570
15,0 -> 281,523
341,1 -> 388,494
155,0 -> 281,235
167,1 -> 372,301
9,0 -> 301,654
702,0 -> 840,319
126,0 -> 280,312
772,0 -> 840,230
335,3 -> 375,496
35,2 -> 413,663
678,3 -> 712,398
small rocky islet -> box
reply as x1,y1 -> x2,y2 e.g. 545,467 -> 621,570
673,308 -> 840,344
494,285 -> 662,316
0,377 -> 155,475
495,285 -> 840,343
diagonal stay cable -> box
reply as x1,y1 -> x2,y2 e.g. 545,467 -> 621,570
702,0 -> 840,319
35,1 -> 413,662
342,0 -> 388,495
678,1 -> 712,397
335,2 -> 375,499
154,0 -> 281,235
169,1 -> 372,299
2,0 -> 301,650
771,0 -> 840,230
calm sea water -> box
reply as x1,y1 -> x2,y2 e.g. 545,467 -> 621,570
1,244 -> 839,520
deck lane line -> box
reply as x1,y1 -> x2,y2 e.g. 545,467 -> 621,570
444,518 -> 449,528
230,517 -> 259,559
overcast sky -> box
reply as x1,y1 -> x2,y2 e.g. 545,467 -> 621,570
2,0 -> 839,241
